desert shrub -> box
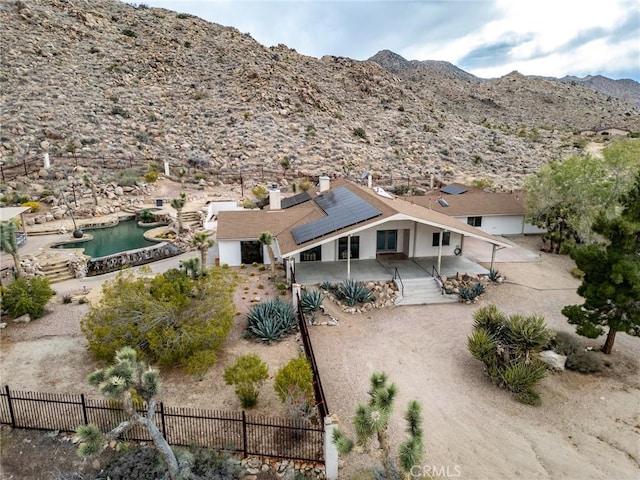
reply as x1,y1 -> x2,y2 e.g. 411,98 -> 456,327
121,29 -> 137,38
139,209 -> 154,223
81,267 -> 236,376
144,169 -> 158,183
565,350 -> 603,373
108,168 -> 142,186
21,201 -> 40,212
246,297 -> 296,342
63,294 -> 73,304
551,331 -> 582,356
0,277 -> 54,319
337,278 -> 372,306
223,354 -> 269,408
95,447 -> 163,480
190,449 -> 243,479
352,127 -> 366,139
468,304 -> 553,404
1,191 -> 30,205
274,355 -> 314,409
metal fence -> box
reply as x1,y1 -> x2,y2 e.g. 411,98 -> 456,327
296,294 -> 330,421
0,386 -> 324,462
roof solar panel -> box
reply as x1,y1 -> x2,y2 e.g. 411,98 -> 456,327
281,191 -> 312,209
292,187 -> 381,244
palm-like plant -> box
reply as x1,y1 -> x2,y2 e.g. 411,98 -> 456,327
191,231 -> 214,270
332,372 -> 424,479
0,220 -> 24,278
258,231 -> 276,278
170,192 -> 186,233
180,257 -> 201,279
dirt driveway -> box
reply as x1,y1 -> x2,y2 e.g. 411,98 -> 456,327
310,237 -> 640,479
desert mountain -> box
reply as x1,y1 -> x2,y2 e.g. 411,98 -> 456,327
2,0 -> 639,190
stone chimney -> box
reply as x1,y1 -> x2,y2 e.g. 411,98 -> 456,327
319,176 -> 330,192
269,189 -> 281,210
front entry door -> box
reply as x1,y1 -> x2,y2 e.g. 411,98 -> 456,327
376,230 -> 397,253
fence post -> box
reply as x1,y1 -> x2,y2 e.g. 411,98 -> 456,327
324,415 -> 339,480
22,158 -> 28,176
159,402 -> 167,440
0,163 -> 4,182
4,385 -> 16,427
241,410 -> 248,458
80,394 -> 89,425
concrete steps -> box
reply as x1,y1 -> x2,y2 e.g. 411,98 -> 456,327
39,258 -> 74,284
395,277 -> 458,305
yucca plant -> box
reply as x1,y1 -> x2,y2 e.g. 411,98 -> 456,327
500,359 -> 548,394
506,314 -> 554,361
246,297 -> 296,342
473,304 -> 507,337
467,328 -> 497,365
338,278 -> 373,306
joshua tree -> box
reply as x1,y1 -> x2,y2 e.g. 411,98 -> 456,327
180,257 -> 201,279
170,192 -> 186,233
332,372 -> 424,480
259,231 -> 276,278
279,156 -> 291,179
0,220 -> 24,278
177,166 -> 187,188
251,185 -> 269,209
191,231 -> 214,270
75,347 -> 183,480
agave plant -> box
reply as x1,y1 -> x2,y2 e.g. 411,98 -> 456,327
488,268 -> 501,282
301,290 -> 324,314
246,297 -> 297,342
338,278 -> 373,306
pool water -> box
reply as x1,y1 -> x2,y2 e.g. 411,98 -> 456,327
53,220 -> 159,258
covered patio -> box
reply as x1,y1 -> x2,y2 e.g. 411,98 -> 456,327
293,255 -> 489,285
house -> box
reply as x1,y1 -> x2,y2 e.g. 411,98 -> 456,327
216,178 -> 512,285
403,186 -> 545,236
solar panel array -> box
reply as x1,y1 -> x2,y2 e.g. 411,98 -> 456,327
440,185 -> 468,195
281,191 -> 312,209
291,187 -> 382,245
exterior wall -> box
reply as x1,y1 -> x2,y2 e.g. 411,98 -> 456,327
263,242 -> 282,265
523,222 -> 546,234
414,223 -> 461,256
454,215 -> 524,236
218,240 -> 242,266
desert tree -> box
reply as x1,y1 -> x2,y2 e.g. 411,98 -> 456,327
562,171 -> 640,354
258,231 -> 277,278
332,372 -> 424,479
279,156 -> 291,179
81,266 -> 236,376
0,220 -> 24,278
82,173 -> 99,206
76,346 -> 184,480
251,185 -> 269,209
524,139 -> 639,251
179,256 -> 201,279
170,192 -> 186,233
190,231 -> 214,270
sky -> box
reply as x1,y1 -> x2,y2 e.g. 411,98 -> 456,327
143,0 -> 640,81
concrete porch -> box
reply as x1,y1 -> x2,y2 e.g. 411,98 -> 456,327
294,256 -> 489,285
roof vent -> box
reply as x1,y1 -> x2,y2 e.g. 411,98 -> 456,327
438,198 -> 449,207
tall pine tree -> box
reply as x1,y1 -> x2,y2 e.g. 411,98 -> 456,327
562,172 -> 640,354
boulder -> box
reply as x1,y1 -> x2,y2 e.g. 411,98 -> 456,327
539,350 -> 567,371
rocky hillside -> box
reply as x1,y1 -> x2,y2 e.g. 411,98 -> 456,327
2,0 -> 639,191
558,75 -> 640,108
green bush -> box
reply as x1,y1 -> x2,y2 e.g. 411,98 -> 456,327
551,331 -> 581,356
144,170 -> 158,183
223,354 -> 269,408
467,328 -> 497,365
274,355 -> 314,406
246,297 -> 296,342
352,127 -> 366,139
81,268 -> 236,376
139,209 -> 154,223
63,294 -> 73,304
565,350 -> 603,373
472,304 -> 507,336
514,389 -> 542,406
0,277 -> 54,319
122,29 -> 137,38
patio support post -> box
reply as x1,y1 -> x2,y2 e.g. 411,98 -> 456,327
490,244 -> 497,271
437,229 -> 444,273
347,234 -> 351,280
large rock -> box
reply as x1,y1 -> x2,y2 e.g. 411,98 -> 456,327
539,350 -> 567,371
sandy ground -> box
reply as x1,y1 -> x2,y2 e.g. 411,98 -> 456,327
310,237 -> 640,479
